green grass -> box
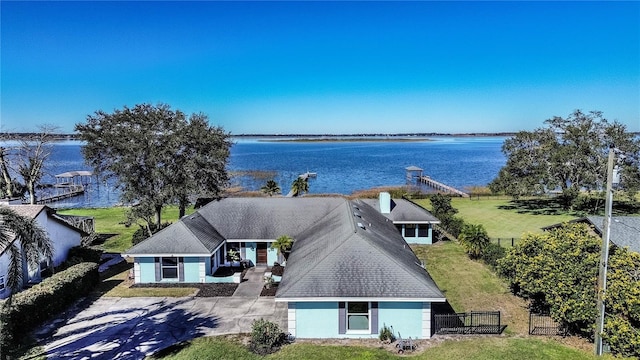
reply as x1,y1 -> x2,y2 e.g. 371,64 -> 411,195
151,336 -> 612,360
413,198 -> 576,239
58,206 -> 192,253
412,242 -> 529,335
96,262 -> 198,297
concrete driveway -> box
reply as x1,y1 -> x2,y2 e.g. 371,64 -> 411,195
34,296 -> 287,360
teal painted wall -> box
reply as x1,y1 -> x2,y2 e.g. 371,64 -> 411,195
378,302 -> 423,338
402,224 -> 433,245
295,302 -> 339,338
294,301 -> 424,339
138,257 -> 156,283
245,242 -> 257,264
267,246 -> 278,265
183,257 -> 201,282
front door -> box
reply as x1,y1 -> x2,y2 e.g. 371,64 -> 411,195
257,243 -> 268,265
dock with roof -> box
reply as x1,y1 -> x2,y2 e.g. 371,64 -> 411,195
37,171 -> 95,204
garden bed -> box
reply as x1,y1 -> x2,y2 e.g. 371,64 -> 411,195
260,283 -> 278,296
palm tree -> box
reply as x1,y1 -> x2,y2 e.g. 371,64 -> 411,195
0,207 -> 53,294
261,180 -> 281,197
271,235 -> 294,261
290,177 -> 309,197
458,223 -> 490,259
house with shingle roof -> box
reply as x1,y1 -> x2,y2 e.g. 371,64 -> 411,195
0,205 -> 88,299
124,193 -> 445,338
543,216 -> 640,253
361,192 -> 440,244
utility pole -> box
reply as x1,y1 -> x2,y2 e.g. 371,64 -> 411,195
594,146 -> 615,356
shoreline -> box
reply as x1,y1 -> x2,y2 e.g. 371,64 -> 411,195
259,137 -> 435,143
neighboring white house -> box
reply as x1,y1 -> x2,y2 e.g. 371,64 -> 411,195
0,205 -> 88,299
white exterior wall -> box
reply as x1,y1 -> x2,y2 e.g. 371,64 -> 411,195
35,212 -> 82,267
0,210 -> 83,299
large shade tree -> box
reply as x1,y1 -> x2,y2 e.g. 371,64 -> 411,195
75,103 -> 231,228
489,110 -> 640,201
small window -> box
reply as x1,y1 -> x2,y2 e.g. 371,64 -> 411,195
405,224 -> 416,237
418,224 -> 429,237
347,302 -> 369,331
161,257 -> 179,279
0,275 -> 5,292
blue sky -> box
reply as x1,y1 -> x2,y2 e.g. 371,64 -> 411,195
2,1 -> 639,134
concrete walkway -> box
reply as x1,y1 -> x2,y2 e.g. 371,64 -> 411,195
34,295 -> 286,360
233,266 -> 267,297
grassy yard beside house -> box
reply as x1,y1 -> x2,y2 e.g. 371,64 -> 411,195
413,197 -> 576,239
59,205 -> 193,253
412,242 -> 529,335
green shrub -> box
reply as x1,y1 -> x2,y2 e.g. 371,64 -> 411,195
0,262 -> 99,355
481,243 -> 506,269
249,318 -> 287,355
378,323 -> 395,342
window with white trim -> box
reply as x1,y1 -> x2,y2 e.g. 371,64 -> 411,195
418,224 -> 429,237
161,257 -> 179,279
405,224 -> 416,237
347,302 -> 370,331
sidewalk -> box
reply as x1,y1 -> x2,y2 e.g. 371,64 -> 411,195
232,266 -> 267,297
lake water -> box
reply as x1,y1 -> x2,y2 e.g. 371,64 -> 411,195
7,136 -> 507,208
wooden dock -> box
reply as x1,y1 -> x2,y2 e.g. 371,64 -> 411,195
418,176 -> 469,197
37,185 -> 85,204
406,165 -> 469,197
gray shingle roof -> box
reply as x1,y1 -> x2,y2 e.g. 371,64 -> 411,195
124,196 -> 445,301
586,216 -> 640,253
197,197 -> 346,239
360,198 -> 439,224
125,212 -> 225,255
276,199 -> 445,300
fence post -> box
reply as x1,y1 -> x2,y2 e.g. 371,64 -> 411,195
498,238 -> 501,246
511,238 -> 514,247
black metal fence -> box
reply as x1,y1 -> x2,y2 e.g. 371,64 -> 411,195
528,312 -> 568,336
434,311 -> 503,335
490,238 -> 520,247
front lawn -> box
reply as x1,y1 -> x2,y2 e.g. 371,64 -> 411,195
151,336 -> 610,360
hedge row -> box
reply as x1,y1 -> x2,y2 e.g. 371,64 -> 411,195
0,262 -> 99,352
65,246 -> 103,266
